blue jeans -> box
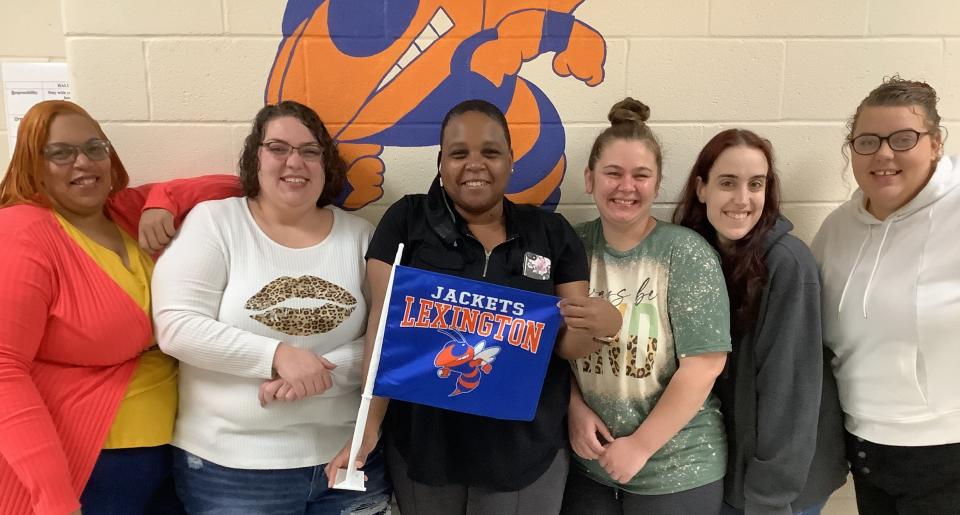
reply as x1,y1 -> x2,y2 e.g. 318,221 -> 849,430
173,447 -> 392,515
80,444 -> 185,515
720,501 -> 824,515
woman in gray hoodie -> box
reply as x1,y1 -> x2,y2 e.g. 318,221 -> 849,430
674,129 -> 847,515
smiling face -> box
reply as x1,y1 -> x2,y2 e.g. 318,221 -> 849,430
256,116 -> 327,211
696,145 -> 769,250
585,138 -> 660,229
438,111 -> 513,217
42,113 -> 114,220
850,105 -> 942,220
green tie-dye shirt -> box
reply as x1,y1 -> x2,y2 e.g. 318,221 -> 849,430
573,218 -> 731,495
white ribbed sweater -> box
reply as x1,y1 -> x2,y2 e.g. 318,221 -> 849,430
152,197 -> 372,468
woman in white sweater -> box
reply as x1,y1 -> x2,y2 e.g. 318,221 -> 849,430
152,101 -> 391,514
811,77 -> 959,514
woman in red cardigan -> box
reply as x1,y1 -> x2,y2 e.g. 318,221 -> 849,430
0,100 -> 241,514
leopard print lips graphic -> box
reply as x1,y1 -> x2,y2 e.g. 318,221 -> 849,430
245,276 -> 357,336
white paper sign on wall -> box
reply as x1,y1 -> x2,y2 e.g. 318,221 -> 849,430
2,62 -> 72,151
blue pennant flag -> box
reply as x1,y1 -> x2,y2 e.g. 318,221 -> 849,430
372,265 -> 562,421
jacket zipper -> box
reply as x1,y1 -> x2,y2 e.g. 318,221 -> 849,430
468,234 -> 515,278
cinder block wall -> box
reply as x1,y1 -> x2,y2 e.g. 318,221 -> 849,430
2,1 -> 959,242
0,0 -> 66,170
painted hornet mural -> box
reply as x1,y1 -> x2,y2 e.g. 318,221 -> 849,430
267,0 -> 607,210
433,329 -> 500,396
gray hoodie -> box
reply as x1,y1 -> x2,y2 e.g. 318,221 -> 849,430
716,216 -> 847,515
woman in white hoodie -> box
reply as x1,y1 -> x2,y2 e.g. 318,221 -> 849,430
811,76 -> 959,514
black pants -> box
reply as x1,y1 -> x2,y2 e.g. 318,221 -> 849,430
559,465 -> 722,515
387,441 -> 569,515
846,432 -> 960,515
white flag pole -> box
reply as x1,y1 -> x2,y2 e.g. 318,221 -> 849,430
333,243 -> 404,491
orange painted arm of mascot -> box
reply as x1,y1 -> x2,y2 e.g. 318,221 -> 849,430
470,8 -> 606,88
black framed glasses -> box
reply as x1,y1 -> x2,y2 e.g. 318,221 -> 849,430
850,129 -> 931,156
260,141 -> 324,162
43,139 -> 112,164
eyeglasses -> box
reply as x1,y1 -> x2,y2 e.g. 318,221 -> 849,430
43,139 -> 112,164
850,129 -> 931,156
260,141 -> 324,162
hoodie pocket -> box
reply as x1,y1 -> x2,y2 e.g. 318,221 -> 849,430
915,256 -> 960,415
921,337 -> 960,414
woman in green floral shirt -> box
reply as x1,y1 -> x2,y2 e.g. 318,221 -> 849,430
561,98 -> 731,515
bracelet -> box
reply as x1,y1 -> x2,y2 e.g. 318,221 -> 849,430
592,335 -> 615,345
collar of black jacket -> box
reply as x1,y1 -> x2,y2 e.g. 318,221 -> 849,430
424,175 -> 521,246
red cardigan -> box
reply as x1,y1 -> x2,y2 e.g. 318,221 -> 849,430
0,176 -> 241,515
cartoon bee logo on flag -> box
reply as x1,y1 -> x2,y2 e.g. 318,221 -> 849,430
433,329 -> 501,396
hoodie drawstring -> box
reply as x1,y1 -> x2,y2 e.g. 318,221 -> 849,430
837,231 -> 871,319
860,220 -> 894,318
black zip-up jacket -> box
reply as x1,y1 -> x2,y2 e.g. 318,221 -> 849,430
366,177 -> 588,490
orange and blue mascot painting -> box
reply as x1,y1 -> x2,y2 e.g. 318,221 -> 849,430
266,0 -> 607,210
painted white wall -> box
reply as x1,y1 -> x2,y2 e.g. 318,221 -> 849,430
1,0 -> 958,244
0,0 -> 66,170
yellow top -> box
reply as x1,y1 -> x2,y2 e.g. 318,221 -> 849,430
55,213 -> 177,449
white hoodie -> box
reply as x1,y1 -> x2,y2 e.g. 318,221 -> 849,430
812,155 -> 960,446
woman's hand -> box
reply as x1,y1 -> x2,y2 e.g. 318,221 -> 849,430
138,208 -> 176,252
598,434 -> 653,484
324,431 -> 379,487
559,296 -> 622,337
259,379 -> 285,407
597,352 -> 727,483
270,344 -> 337,401
568,388 -> 614,460
257,358 -> 336,407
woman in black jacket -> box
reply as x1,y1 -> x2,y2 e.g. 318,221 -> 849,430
325,99 -> 621,514
673,129 -> 847,515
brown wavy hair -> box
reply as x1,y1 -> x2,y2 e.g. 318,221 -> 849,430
0,100 -> 129,208
844,75 -> 945,169
672,129 -> 781,337
847,75 -> 942,143
237,100 -> 345,208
